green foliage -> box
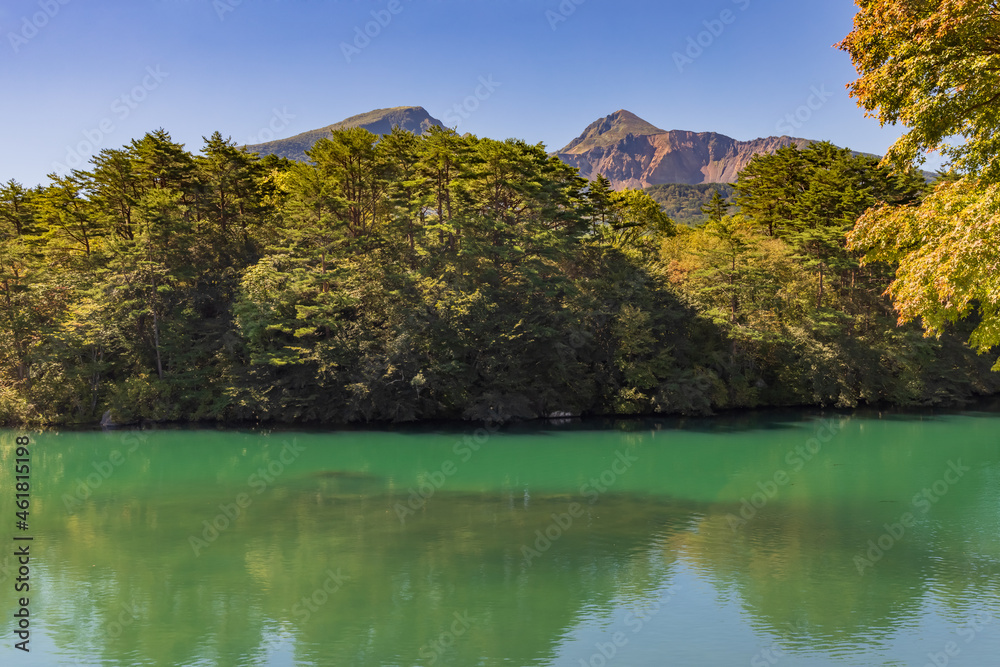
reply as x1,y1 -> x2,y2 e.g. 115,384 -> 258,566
736,142 -> 924,309
850,180 -> 1000,368
0,128 -> 995,426
701,190 -> 731,224
644,183 -> 735,226
600,188 -> 677,252
838,0 -> 1000,180
840,1 -> 1000,368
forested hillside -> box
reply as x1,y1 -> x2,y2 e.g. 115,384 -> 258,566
0,129 -> 995,426
246,106 -> 443,162
644,183 -> 735,226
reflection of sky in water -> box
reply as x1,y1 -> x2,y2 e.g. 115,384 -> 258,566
551,558 -> 1000,667
0,409 -> 998,666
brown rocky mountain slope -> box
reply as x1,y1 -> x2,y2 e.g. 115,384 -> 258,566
556,110 -> 812,189
244,107 -> 854,191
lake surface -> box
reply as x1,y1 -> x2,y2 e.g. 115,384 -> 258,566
1,407 -> 999,666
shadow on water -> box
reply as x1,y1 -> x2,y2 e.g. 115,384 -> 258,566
1,404 -> 999,665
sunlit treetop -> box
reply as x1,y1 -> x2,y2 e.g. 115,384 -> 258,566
848,179 -> 1000,367
838,0 -> 1000,179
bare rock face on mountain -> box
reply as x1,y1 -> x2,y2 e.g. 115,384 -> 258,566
556,110 -> 812,189
246,106 -> 443,162
245,106 -> 818,188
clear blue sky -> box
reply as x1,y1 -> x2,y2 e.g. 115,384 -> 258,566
1,0 -> 934,187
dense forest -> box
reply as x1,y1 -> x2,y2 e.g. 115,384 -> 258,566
0,127 -> 997,426
644,183 -> 735,226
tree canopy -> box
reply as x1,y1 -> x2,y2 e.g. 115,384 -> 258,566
840,0 -> 1000,367
0,128 -> 996,426
837,0 -> 1000,179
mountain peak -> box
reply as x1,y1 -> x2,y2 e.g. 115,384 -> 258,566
610,109 -> 654,123
329,106 -> 441,135
560,110 -> 666,155
556,110 -> 814,189
247,106 -> 443,162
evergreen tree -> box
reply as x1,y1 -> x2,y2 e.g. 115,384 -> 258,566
700,190 -> 731,223
0,123 -> 995,426
587,174 -> 614,233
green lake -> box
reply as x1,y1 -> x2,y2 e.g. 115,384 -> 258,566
1,407 -> 999,666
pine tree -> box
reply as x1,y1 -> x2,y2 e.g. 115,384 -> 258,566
587,174 -> 613,233
700,189 -> 731,223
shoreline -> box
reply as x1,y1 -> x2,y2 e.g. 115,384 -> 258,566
8,392 -> 1000,432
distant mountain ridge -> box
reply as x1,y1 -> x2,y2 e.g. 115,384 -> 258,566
246,106 -> 443,162
243,106 -> 893,193
556,110 -> 813,189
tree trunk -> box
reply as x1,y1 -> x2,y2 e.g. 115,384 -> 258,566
321,251 -> 328,293
153,308 -> 164,380
730,254 -> 738,323
817,263 -> 824,310
90,348 -> 103,414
